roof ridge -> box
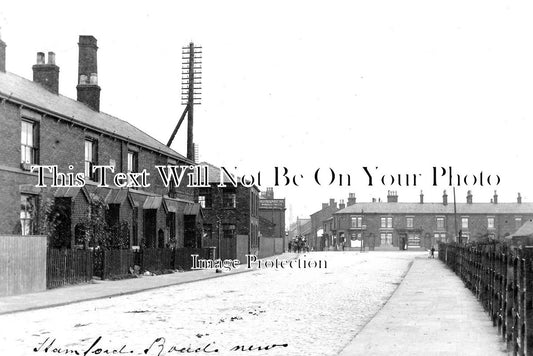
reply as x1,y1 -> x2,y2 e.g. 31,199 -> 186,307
0,71 -> 188,162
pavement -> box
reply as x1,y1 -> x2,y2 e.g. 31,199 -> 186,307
0,252 -> 295,315
0,251 -> 510,355
338,255 -> 508,356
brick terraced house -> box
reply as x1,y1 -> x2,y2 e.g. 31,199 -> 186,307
0,35 -> 203,248
258,188 -> 286,243
196,162 -> 260,261
330,190 -> 533,251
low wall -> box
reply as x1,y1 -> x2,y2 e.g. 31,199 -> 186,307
236,235 -> 250,263
0,235 -> 47,297
259,237 -> 284,258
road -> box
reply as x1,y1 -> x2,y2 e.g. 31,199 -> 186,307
0,251 -> 422,356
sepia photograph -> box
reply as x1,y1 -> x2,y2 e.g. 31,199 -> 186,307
1,1 -> 533,355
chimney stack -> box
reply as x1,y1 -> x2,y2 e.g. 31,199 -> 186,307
76,35 -> 100,111
387,190 -> 398,203
329,198 -> 337,209
443,190 -> 448,206
493,190 -> 498,204
0,32 -> 6,73
466,190 -> 473,204
339,199 -> 346,210
518,193 -> 522,204
265,187 -> 274,199
32,51 -> 60,94
347,193 -> 356,206
419,190 -> 424,204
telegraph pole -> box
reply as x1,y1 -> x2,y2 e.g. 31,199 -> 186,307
453,187 -> 458,243
167,42 -> 202,161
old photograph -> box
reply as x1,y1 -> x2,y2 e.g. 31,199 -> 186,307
1,1 -> 532,355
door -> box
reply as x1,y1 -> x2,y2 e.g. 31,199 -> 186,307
144,210 -> 157,248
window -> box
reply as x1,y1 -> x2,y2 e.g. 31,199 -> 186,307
461,217 -> 469,230
203,224 -> 212,239
381,217 -> 393,228
127,151 -> 138,173
515,217 -> 522,229
351,232 -> 362,241
20,194 -> 36,235
380,233 -> 392,246
223,188 -> 236,208
223,224 -> 236,239
436,217 -> 445,230
198,188 -> 212,208
406,217 -> 414,228
84,139 -> 98,180
488,217 -> 495,229
21,120 -> 38,165
434,233 -> 446,243
351,216 -> 362,228
198,196 -> 206,208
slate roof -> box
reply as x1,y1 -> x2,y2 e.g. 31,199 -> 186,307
510,221 -> 533,238
335,202 -> 533,215
199,161 -> 238,184
0,71 -> 189,162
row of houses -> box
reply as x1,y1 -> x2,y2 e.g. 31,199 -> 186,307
0,34 -> 285,263
298,190 -> 533,251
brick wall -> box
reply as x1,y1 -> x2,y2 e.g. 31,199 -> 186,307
0,95 -> 195,240
334,211 -> 533,249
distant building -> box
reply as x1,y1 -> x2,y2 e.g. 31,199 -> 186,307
332,190 -> 533,250
259,187 -> 286,249
0,35 -> 202,248
196,162 -> 260,261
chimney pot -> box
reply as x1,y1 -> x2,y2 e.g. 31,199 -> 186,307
518,193 -> 522,204
493,190 -> 498,204
47,51 -> 55,65
466,190 -> 473,204
443,190 -> 448,206
36,52 -> 45,64
89,73 -> 98,85
420,190 -> 424,204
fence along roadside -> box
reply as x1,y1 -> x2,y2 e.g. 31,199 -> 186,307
47,247 -> 212,288
439,242 -> 533,355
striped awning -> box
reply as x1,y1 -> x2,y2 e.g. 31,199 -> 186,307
164,199 -> 180,213
104,189 -> 129,205
54,186 -> 82,198
143,196 -> 163,210
184,203 -> 201,215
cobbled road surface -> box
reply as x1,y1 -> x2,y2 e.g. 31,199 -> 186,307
0,251 -> 422,356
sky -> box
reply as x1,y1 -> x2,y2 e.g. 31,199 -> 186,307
1,1 -> 533,223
